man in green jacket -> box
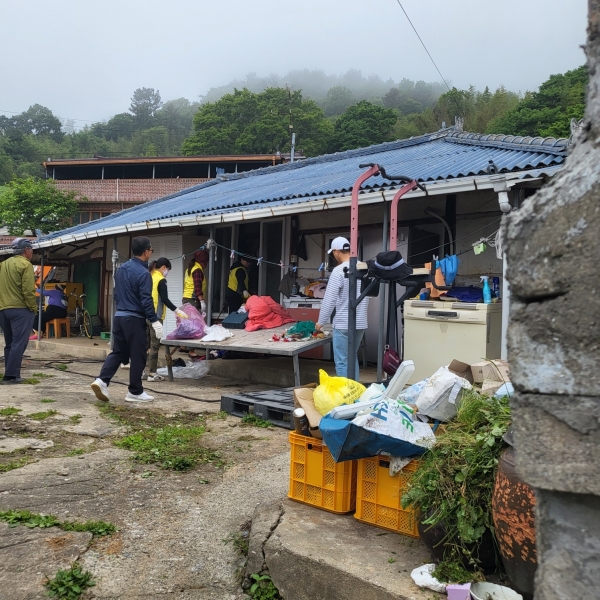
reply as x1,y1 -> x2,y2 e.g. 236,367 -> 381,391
0,238 -> 37,384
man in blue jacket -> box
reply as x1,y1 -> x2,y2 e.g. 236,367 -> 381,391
91,236 -> 162,403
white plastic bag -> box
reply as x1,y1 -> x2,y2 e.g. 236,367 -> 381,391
410,564 -> 447,593
156,360 -> 209,379
358,383 -> 386,403
201,325 -> 234,342
415,366 -> 472,422
352,398 -> 436,448
397,378 -> 428,404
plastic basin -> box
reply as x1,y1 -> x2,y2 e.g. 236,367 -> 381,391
470,582 -> 523,600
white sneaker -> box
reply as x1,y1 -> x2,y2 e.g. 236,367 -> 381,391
91,378 -> 110,402
120,363 -> 130,370
125,391 -> 154,403
146,373 -> 165,382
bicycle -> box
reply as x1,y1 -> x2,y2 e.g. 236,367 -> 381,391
68,292 -> 93,339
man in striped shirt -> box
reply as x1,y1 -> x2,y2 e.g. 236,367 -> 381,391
316,237 -> 369,380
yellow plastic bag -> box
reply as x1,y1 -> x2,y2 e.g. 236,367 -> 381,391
313,369 -> 366,416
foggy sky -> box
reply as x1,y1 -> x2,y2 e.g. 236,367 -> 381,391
0,0 -> 588,126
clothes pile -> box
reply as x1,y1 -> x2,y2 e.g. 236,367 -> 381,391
244,295 -> 295,331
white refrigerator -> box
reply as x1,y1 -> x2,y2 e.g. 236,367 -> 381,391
403,300 -> 503,383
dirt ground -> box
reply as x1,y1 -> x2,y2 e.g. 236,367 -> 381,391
0,343 -> 290,599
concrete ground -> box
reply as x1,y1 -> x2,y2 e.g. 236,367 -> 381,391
0,340 -> 438,600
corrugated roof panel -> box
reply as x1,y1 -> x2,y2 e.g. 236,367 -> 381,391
42,134 -> 566,241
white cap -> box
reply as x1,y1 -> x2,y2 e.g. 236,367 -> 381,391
328,236 -> 350,254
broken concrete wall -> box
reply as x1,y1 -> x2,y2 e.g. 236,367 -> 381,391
504,1 -> 600,597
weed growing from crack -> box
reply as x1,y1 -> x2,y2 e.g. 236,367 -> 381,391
66,448 -> 85,456
45,563 -> 95,600
68,414 -> 82,424
0,510 -> 117,537
223,530 -> 250,557
26,410 -> 58,420
54,364 -> 68,371
241,414 -> 273,428
0,407 -> 21,416
249,574 -> 281,600
0,458 -> 33,472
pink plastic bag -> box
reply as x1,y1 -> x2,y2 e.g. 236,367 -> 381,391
165,303 -> 207,340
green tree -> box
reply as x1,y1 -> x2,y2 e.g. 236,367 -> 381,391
322,86 -> 355,117
129,88 -> 163,129
0,177 -> 80,235
0,105 -> 63,141
182,88 -> 333,156
329,101 -> 397,152
92,112 -> 136,141
486,66 -> 587,137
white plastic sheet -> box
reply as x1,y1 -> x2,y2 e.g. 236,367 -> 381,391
410,563 -> 447,593
415,366 -> 472,422
201,325 -> 234,342
157,361 -> 209,379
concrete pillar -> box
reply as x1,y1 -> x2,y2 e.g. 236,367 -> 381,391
504,3 -> 600,596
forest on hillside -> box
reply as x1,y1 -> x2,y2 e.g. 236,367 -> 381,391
0,66 -> 586,184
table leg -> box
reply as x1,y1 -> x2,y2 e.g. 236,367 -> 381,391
293,353 -> 301,388
165,346 -> 175,382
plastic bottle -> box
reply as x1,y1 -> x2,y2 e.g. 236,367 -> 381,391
492,276 -> 500,300
480,276 -> 492,304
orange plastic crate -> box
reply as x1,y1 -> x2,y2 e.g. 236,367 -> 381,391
287,431 -> 357,514
355,456 -> 420,537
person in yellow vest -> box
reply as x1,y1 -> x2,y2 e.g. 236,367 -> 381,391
145,258 -> 188,382
183,250 -> 209,312
225,257 -> 252,313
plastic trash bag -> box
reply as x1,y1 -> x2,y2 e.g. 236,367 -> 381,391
156,360 -> 209,379
415,366 -> 472,422
494,382 -> 514,398
397,378 -> 428,403
353,398 -> 436,448
165,303 -> 207,340
313,369 -> 366,416
202,325 -> 234,342
411,564 -> 447,593
358,383 -> 386,403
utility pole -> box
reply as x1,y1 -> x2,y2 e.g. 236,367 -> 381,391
290,132 -> 296,163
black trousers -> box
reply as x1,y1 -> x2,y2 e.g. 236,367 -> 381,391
99,316 -> 147,395
0,308 -> 34,379
33,305 -> 68,332
225,293 -> 243,313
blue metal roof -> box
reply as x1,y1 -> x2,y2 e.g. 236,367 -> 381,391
42,131 -> 567,242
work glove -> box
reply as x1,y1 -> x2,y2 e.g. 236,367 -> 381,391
151,321 -> 164,339
242,290 -> 250,299
200,300 -> 207,314
175,309 -> 188,319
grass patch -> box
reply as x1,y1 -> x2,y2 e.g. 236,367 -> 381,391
41,398 -> 56,403
54,364 -> 68,371
0,407 -> 21,416
45,563 -> 95,599
22,378 -> 40,385
66,448 -> 85,456
0,458 -> 33,473
32,372 -> 54,378
26,410 -> 58,420
214,410 -> 228,420
0,510 -> 116,537
241,414 -> 273,428
249,574 -> 281,600
68,414 -> 82,424
97,403 -> 223,471
116,425 -> 218,470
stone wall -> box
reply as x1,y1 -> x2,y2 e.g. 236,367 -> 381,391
504,2 -> 600,597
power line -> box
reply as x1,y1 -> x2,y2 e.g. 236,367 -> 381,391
393,0 -> 451,92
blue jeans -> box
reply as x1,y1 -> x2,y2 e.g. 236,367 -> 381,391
332,329 -> 365,380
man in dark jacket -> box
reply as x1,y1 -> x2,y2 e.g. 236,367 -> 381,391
0,238 -> 37,384
91,236 -> 161,403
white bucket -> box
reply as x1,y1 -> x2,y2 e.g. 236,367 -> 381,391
470,582 -> 523,600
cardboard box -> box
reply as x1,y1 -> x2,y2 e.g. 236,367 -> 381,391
470,359 -> 510,384
448,359 -> 474,383
293,384 -> 322,439
481,379 -> 504,397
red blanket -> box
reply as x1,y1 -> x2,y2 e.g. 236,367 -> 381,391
245,296 -> 295,331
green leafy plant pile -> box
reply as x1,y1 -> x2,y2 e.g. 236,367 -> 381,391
45,563 -> 95,600
401,391 -> 511,571
0,510 -> 116,537
249,574 -> 281,600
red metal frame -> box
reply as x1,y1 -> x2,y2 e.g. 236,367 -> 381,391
389,180 -> 420,251
350,164 -> 381,257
